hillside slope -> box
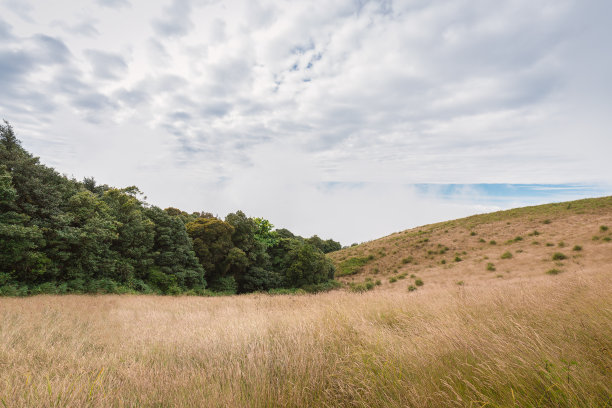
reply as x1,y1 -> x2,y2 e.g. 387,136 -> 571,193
329,196 -> 612,291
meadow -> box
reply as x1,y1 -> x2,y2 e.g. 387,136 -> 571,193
1,267 -> 610,407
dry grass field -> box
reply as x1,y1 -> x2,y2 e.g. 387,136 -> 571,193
1,196 -> 611,407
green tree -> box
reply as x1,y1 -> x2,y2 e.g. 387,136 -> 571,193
0,167 -> 49,285
146,206 -> 205,290
186,217 -> 235,287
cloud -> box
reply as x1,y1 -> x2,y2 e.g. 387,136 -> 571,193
84,49 -> 128,80
52,19 -> 99,37
152,0 -> 194,37
95,0 -> 130,8
1,0 -> 34,22
0,0 -> 611,242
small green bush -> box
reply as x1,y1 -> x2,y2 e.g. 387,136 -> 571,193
415,278 -> 424,287
470,231 -> 476,236
389,277 -> 397,283
489,240 -> 497,245
552,252 -> 567,261
456,281 -> 465,286
573,245 -> 582,251
501,251 -> 513,259
543,219 -> 551,224
558,241 -> 566,248
478,238 -> 486,243
546,268 -> 562,275
604,237 -> 611,242
600,225 -> 609,232
407,285 -> 417,292
486,263 -> 496,271
402,256 -> 413,264
397,273 -> 407,280
440,259 -> 446,264
454,256 -> 462,262
546,243 -> 555,247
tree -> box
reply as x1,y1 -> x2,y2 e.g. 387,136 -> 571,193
0,167 -> 49,284
146,206 -> 205,290
282,242 -> 335,287
186,217 -> 235,286
306,235 -> 342,253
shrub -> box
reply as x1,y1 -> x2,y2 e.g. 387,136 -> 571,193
407,285 -> 417,292
397,273 -> 407,280
375,280 -> 381,286
593,236 -> 600,241
440,259 -> 446,264
546,268 -> 562,275
552,252 -> 567,261
401,256 -> 413,264
501,251 -> 513,259
456,281 -> 464,286
415,278 -> 424,286
389,277 -> 397,283
349,282 -> 371,293
600,225 -> 609,232
486,263 -> 496,271
558,241 -> 566,248
478,238 -> 486,243
514,236 -> 523,242
410,274 -> 416,279
546,243 -> 555,247
543,219 -> 552,224
454,256 -> 462,262
489,240 -> 496,245
338,256 -> 373,276
470,231 -> 476,236
604,237 -> 611,242
573,245 -> 582,251
302,280 -> 342,293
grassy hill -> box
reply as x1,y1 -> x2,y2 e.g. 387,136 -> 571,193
329,196 -> 612,292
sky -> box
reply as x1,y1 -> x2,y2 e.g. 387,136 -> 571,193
1,0 -> 611,244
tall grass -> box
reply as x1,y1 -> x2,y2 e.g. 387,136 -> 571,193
1,272 -> 611,407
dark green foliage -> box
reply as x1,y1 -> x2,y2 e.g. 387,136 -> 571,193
415,278 -> 424,286
0,123 -> 340,296
501,251 -> 513,259
337,256 -> 372,276
552,252 -> 567,261
305,235 -> 342,253
282,242 -> 335,287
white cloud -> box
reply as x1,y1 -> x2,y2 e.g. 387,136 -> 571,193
0,0 -> 611,243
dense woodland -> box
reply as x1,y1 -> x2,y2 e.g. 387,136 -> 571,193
0,122 -> 341,295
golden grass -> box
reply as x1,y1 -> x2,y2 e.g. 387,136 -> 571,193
1,268 -> 610,407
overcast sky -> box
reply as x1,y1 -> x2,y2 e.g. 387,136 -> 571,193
1,0 -> 611,244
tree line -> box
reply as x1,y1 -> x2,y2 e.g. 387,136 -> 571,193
0,122 -> 341,296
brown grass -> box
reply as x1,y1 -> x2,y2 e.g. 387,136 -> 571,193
329,196 -> 612,290
1,268 -> 611,407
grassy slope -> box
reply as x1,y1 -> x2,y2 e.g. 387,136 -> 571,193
0,196 -> 611,407
329,196 -> 612,290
